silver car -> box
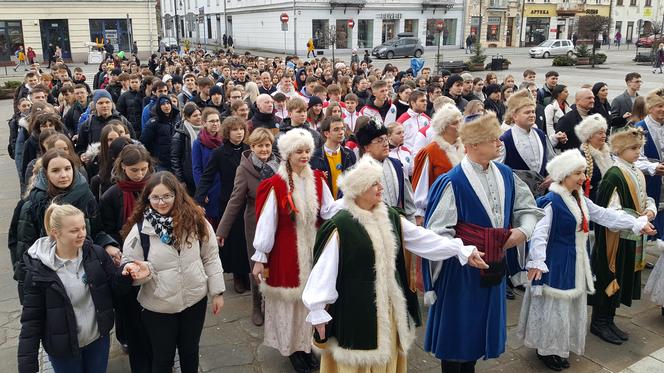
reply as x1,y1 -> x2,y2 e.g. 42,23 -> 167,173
529,39 -> 575,58
372,33 -> 424,59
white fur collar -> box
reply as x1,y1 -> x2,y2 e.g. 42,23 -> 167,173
433,135 -> 465,166
586,143 -> 613,176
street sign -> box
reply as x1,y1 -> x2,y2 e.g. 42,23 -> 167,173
282,22 -> 288,31
436,20 -> 444,32
280,13 -> 289,23
347,19 -> 355,29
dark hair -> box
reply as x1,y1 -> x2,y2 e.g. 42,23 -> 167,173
551,84 -> 568,101
99,136 -> 132,185
320,115 -> 344,134
122,171 -> 210,248
113,144 -> 154,182
221,116 -> 247,140
182,102 -> 201,119
523,69 -> 536,77
409,90 -> 427,104
41,149 -> 78,197
30,113 -> 64,136
545,71 -> 559,78
38,129 -> 57,153
625,72 -> 641,83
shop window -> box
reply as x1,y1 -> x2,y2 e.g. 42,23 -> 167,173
405,19 -> 418,35
90,19 -> 131,52
312,20 -> 329,49
425,19 -> 457,46
336,20 -> 351,49
617,0 -> 623,5
630,0 -> 636,5
487,17 -> 501,42
615,21 -> 622,34
381,20 -> 398,42
0,20 -> 24,63
470,17 -> 480,40
646,0 -> 652,6
358,19 -> 373,48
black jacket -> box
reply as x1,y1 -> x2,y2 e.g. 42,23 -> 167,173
116,90 -> 144,136
140,105 -> 178,170
195,141 -> 249,213
484,98 -> 506,123
249,111 -> 281,132
554,108 -> 593,151
395,100 -> 410,119
310,145 -> 357,195
63,101 -> 87,136
594,99 -> 612,126
99,184 -> 139,245
76,111 -> 134,154
17,239 -> 131,373
21,134 -> 39,180
107,83 -> 122,104
171,122 -> 196,195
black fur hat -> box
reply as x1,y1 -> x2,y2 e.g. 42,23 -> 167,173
356,120 -> 388,147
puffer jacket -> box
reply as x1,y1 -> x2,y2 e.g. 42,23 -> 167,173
122,219 -> 225,314
170,121 -> 195,195
13,170 -> 116,297
17,238 -> 131,373
140,102 -> 179,170
75,111 -> 134,154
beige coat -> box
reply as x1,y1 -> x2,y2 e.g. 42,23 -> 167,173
123,219 -> 225,314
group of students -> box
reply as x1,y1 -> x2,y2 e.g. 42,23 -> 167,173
6,46 -> 664,373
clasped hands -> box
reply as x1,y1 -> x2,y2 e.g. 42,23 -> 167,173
122,261 -> 151,280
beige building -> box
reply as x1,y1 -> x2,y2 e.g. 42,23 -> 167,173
0,0 -> 157,65
463,0 -> 522,49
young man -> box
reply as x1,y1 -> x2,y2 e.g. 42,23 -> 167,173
310,116 -> 357,199
425,83 -> 443,117
397,90 -> 432,154
358,80 -> 397,126
298,76 -> 318,104
537,71 -> 559,107
611,72 -> 642,128
13,71 -> 40,113
273,74 -> 299,99
193,77 -> 213,108
117,73 -> 144,136
522,69 -> 537,85
178,73 -> 197,105
461,73 -> 476,102
277,98 -> 323,151
343,93 -> 359,133
64,83 -> 90,137
444,74 -> 468,112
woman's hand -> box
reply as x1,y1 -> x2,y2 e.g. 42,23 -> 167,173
314,323 -> 326,340
643,210 -> 656,221
641,222 -> 657,236
105,245 -> 122,266
211,294 -> 225,315
252,262 -> 265,284
527,268 -> 543,281
502,229 -> 527,250
467,249 -> 489,269
555,131 -> 568,144
122,261 -> 151,280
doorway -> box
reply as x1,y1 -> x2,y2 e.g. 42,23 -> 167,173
382,20 -> 398,43
506,17 -> 513,47
39,19 -> 72,61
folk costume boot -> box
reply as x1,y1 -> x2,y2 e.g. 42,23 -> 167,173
441,360 -> 461,373
288,352 -> 311,373
303,351 -> 320,370
233,273 -> 249,294
459,361 -> 476,373
590,308 -> 623,345
608,307 -> 629,341
553,356 -> 570,369
250,276 -> 264,326
537,352 -> 563,371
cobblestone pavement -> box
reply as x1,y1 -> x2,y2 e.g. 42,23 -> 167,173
1,61 -> 664,370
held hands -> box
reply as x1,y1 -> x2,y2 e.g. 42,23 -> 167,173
527,268 -> 543,281
217,236 -> 225,247
555,131 -> 568,144
314,323 -> 326,340
105,246 -> 122,266
643,210 -> 656,222
655,164 -> 664,176
641,222 -> 657,236
122,261 -> 151,280
211,294 -> 224,315
252,262 -> 265,284
502,229 -> 527,250
467,248 -> 489,269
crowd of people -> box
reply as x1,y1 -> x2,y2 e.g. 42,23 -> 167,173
6,46 -> 664,373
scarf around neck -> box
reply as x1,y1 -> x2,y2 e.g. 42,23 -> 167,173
117,179 -> 147,221
250,152 -> 279,180
199,128 -> 223,149
143,208 -> 174,244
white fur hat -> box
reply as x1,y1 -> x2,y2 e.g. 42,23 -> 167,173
431,103 -> 463,135
546,149 -> 587,182
338,155 -> 383,200
277,128 -> 315,160
574,114 -> 607,144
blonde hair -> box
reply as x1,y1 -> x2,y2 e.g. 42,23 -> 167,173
386,121 -> 402,135
44,204 -> 84,238
244,81 -> 260,104
247,127 -> 275,146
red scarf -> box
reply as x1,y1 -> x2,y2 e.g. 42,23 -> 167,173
199,128 -> 223,149
117,179 -> 147,221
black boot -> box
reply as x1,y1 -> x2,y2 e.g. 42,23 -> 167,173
553,356 -> 570,369
460,361 -> 476,373
608,307 -> 629,341
303,351 -> 319,370
537,352 -> 562,371
288,352 -> 311,373
441,360 -> 461,373
505,286 -> 516,300
590,308 -> 623,345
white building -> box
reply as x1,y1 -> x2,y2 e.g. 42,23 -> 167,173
610,0 -> 664,44
160,0 -> 467,54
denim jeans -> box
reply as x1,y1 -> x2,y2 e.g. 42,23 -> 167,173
49,335 -> 110,373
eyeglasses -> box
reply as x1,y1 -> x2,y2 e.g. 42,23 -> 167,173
371,136 -> 388,145
149,194 -> 175,204
230,95 -> 242,99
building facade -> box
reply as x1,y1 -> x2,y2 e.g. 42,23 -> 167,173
610,0 -> 664,44
160,0 -> 467,54
0,0 -> 157,65
463,0 -> 522,48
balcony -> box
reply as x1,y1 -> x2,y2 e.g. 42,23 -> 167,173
487,0 -> 508,11
329,0 -> 366,13
421,0 -> 456,14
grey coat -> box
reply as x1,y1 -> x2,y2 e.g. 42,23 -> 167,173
610,90 -> 638,129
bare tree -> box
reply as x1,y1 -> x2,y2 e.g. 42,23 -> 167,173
577,15 -> 610,68
316,25 -> 338,63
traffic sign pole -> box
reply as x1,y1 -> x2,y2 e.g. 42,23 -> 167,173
280,13 -> 289,55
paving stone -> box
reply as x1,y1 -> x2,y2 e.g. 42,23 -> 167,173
648,346 -> 664,362
584,325 -> 664,373
198,343 -> 255,370
621,356 -> 664,373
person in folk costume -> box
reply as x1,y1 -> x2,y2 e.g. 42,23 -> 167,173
575,114 -> 614,203
301,156 -> 489,373
498,88 -> 554,294
635,88 -> 664,249
517,150 -> 655,372
251,128 -> 342,373
591,127 -> 658,345
423,112 -> 544,373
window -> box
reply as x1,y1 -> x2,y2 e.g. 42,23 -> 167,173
552,41 -> 560,47
470,17 -> 480,39
312,20 -> 329,49
89,19 -> 131,52
0,20 -> 24,62
487,17 -> 501,41
617,0 -> 623,5
358,19 -> 373,48
336,20 -> 351,49
425,19 -> 457,46
630,0 -> 636,5
405,19 -> 418,35
627,21 -> 634,42
646,0 -> 652,6
615,21 -> 622,33
207,17 -> 212,39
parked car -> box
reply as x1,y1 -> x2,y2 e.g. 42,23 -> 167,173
636,35 -> 664,48
372,33 -> 424,59
529,39 -> 575,58
161,37 -> 178,52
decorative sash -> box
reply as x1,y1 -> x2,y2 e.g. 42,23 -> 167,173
455,221 -> 511,287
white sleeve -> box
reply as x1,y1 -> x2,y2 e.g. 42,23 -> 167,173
413,157 -> 430,217
319,181 -> 344,220
544,104 -> 556,140
635,154 -> 659,176
646,197 -> 657,216
403,122 -> 418,152
302,230 -> 339,325
526,204 -> 552,272
586,197 -> 648,234
251,188 -> 278,263
496,141 -> 506,163
401,217 -> 475,265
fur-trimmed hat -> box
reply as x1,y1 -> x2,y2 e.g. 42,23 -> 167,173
506,89 -> 535,118
574,114 -> 608,143
609,126 -> 645,155
337,155 -> 383,200
277,128 -> 315,160
431,103 -> 462,135
356,120 -> 388,147
458,111 -> 502,145
646,88 -> 664,112
546,149 -> 587,182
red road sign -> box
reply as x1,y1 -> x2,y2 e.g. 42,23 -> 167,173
436,20 -> 444,32
280,13 -> 289,23
348,19 -> 355,28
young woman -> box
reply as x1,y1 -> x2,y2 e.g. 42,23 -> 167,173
83,121 -> 130,185
122,172 -> 225,373
395,85 -> 413,118
517,149 -> 655,371
472,77 -> 486,101
192,108 -> 223,226
17,204 -> 150,373
196,116 -> 249,292
592,82 -> 612,124
14,149 -> 119,302
251,128 -> 341,373
544,85 -> 572,139
324,101 -> 344,120
307,96 -> 325,129
216,128 -> 279,326
90,136 -> 133,201
22,113 -> 65,183
171,102 -> 202,195
387,122 -> 413,177
140,95 -> 179,171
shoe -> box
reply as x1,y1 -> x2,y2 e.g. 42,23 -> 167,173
553,356 -> 570,369
288,353 -> 311,373
233,275 -> 247,294
537,353 -> 562,371
608,321 -> 629,341
590,319 -> 623,345
120,343 -> 129,354
506,287 -> 516,300
646,262 -> 655,269
303,352 -> 320,370
251,307 -> 264,326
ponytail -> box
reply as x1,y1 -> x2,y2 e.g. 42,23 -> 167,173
44,203 -> 84,238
